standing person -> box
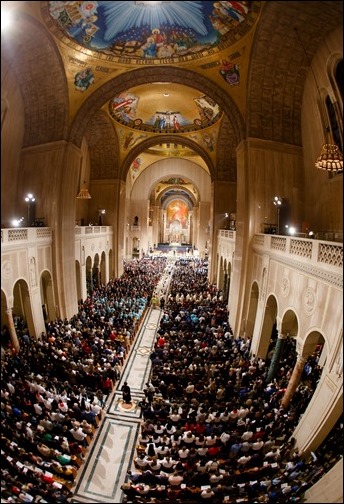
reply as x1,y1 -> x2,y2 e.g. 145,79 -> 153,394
121,381 -> 132,404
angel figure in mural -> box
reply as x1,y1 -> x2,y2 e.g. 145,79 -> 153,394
219,59 -> 240,86
74,67 -> 94,92
202,132 -> 216,151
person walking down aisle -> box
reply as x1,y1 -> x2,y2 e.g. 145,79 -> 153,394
121,381 -> 132,404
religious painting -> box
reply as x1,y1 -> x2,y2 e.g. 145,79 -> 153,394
46,2 -> 259,63
167,200 -> 189,228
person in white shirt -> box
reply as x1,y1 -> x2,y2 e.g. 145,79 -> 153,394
197,443 -> 208,457
134,453 -> 149,469
182,431 -> 195,444
209,471 -> 224,484
200,487 -> 215,499
237,454 -> 251,466
70,425 -> 87,444
169,410 -> 181,423
91,402 -> 102,416
168,471 -> 184,486
252,439 -> 264,451
205,433 -> 217,446
237,406 -> 249,419
264,448 -> 281,461
220,431 -> 230,445
205,459 -> 219,472
178,446 -> 189,459
155,443 -> 170,458
241,428 -> 254,441
161,455 -> 175,472
33,403 -> 43,416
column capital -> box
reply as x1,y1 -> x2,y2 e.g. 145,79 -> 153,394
277,332 -> 288,340
296,354 -> 308,365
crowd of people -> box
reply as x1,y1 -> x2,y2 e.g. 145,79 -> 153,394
121,258 -> 342,503
1,256 -> 342,503
1,258 -> 168,503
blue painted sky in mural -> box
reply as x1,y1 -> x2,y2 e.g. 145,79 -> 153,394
49,1 -> 252,59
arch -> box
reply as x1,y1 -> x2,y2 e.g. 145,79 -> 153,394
108,249 -> 114,280
100,251 -> 107,286
86,256 -> 93,295
93,253 -> 100,289
1,13 -> 69,147
122,134 -> 215,182
246,281 -> 259,339
69,66 -> 245,155
12,279 -> 35,340
281,308 -> 299,338
75,260 -> 82,303
256,294 -> 278,360
247,1 -> 343,145
40,269 -> 55,323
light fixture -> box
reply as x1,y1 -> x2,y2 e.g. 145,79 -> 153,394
25,193 -> 36,227
11,217 -> 24,227
273,196 -> 283,235
97,208 -> 105,225
25,193 -> 35,203
294,28 -> 343,173
315,143 -> 343,172
76,180 -> 91,199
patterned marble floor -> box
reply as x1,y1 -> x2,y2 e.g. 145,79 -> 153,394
70,278 -> 169,503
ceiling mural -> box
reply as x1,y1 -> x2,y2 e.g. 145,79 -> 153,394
108,88 -> 222,132
46,1 -> 260,64
166,199 -> 190,228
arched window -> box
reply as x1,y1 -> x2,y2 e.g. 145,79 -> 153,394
325,95 -> 342,152
335,59 -> 343,101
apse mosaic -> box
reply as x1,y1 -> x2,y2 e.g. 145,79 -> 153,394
109,91 -> 221,133
166,199 -> 189,228
46,1 -> 260,63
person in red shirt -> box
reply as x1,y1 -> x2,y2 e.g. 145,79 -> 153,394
207,444 -> 221,458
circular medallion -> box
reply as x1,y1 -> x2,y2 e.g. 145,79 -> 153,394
2,260 -> 12,278
303,288 -> 316,315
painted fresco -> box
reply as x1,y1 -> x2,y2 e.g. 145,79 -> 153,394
167,200 -> 189,228
109,92 -> 222,132
47,1 -> 257,62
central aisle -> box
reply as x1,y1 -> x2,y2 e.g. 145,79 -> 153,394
70,262 -> 174,503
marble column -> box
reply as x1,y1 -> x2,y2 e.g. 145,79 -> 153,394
266,333 -> 287,383
281,355 -> 307,409
6,309 -> 20,353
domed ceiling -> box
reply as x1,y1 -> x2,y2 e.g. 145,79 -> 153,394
107,83 -> 223,133
46,1 -> 260,63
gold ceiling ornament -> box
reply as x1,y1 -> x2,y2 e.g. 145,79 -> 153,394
295,28 -> 343,174
76,180 -> 91,199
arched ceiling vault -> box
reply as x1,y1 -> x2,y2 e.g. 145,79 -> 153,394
2,13 -> 69,147
2,1 -> 343,184
247,0 -> 344,144
120,134 -> 215,182
84,110 -> 120,180
69,66 -> 246,154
